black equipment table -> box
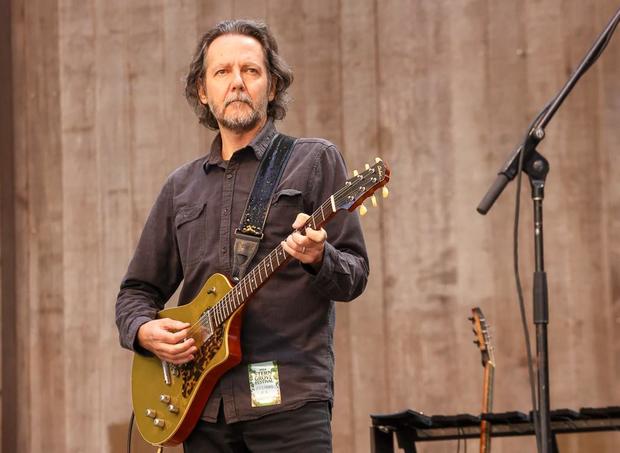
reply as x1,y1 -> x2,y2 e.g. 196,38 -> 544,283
370,407 -> 620,453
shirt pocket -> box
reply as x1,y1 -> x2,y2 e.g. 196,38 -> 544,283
175,203 -> 207,269
266,189 -> 304,242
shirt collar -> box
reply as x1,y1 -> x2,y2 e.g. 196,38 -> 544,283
203,119 -> 278,173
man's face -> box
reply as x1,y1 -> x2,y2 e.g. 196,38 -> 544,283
199,34 -> 274,132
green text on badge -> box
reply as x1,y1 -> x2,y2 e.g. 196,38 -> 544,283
248,361 -> 282,407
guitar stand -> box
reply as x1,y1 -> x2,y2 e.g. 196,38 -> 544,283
370,407 -> 620,453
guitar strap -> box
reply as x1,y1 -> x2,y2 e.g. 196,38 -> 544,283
232,133 -> 297,280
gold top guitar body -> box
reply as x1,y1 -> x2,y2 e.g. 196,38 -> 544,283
130,159 -> 390,446
132,273 -> 241,446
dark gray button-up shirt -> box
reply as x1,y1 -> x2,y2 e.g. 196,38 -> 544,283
116,120 -> 369,423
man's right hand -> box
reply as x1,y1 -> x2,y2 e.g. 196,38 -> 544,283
137,318 -> 197,365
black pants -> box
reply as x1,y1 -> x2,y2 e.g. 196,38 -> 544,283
183,401 -> 332,453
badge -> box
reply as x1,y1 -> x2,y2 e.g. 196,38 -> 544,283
248,361 -> 282,407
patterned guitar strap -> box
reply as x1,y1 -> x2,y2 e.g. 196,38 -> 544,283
231,133 -> 297,281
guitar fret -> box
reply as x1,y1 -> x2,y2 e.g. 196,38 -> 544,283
232,291 -> 238,311
257,265 -> 263,283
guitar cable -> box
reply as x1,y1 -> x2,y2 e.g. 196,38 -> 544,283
127,411 -> 164,453
127,411 -> 134,453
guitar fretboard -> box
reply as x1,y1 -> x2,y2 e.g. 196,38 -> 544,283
208,196 -> 334,327
191,161 -> 386,333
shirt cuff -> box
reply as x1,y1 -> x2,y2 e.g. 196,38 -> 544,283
303,242 -> 347,291
128,315 -> 155,354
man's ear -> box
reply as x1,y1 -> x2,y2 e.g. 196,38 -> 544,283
268,78 -> 276,102
197,79 -> 208,105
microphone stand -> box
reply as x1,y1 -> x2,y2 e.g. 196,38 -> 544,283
523,145 -> 551,453
476,7 -> 620,453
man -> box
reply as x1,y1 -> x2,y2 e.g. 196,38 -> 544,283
116,19 -> 368,452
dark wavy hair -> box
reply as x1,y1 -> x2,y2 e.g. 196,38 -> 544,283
185,20 -> 293,130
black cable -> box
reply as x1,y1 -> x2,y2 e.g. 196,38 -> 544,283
127,411 -> 135,453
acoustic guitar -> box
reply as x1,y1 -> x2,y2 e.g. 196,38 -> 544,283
470,307 -> 496,453
131,159 -> 390,446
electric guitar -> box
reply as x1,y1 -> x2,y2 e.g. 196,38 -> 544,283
131,158 -> 390,446
470,307 -> 496,453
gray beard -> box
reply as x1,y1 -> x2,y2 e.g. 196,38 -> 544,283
218,108 -> 263,132
211,98 -> 267,133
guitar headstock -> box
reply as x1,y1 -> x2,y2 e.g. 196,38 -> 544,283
338,158 -> 391,215
469,307 -> 495,369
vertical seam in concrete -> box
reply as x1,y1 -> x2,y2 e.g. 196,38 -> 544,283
0,0 -> 17,451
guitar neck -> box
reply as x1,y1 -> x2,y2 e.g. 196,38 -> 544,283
480,363 -> 495,453
210,196 -> 337,326
481,363 -> 495,413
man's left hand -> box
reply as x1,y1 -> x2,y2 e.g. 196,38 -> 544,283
282,213 -> 327,267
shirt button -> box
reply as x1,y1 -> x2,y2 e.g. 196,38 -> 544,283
226,173 -> 233,179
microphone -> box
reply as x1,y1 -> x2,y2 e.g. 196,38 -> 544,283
476,128 -> 544,215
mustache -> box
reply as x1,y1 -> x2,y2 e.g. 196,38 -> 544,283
224,95 -> 253,108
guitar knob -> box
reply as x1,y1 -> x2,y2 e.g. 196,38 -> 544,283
168,404 -> 179,414
145,409 -> 156,418
153,418 -> 165,428
160,394 -> 171,404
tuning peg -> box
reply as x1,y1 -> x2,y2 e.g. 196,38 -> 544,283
375,157 -> 382,163
382,186 -> 389,198
359,203 -> 368,216
371,195 -> 378,207
365,163 -> 370,170
353,169 -> 359,177
468,316 -> 474,322
473,339 -> 480,346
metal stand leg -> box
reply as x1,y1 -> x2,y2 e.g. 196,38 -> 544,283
552,434 -> 560,453
370,427 -> 394,453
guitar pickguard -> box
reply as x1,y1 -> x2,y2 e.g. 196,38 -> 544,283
176,325 -> 225,398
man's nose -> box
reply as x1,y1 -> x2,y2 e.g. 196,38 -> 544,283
231,69 -> 245,90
